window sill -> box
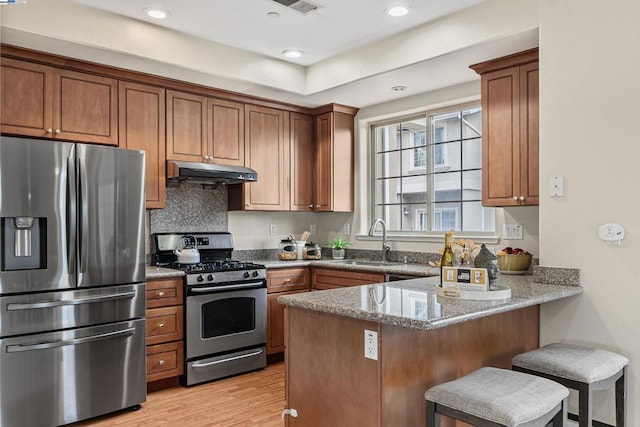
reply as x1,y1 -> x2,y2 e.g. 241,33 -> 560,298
356,233 -> 500,245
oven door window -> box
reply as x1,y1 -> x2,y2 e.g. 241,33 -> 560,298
201,297 -> 255,338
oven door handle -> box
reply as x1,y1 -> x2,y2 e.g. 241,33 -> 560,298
190,282 -> 264,292
191,349 -> 264,368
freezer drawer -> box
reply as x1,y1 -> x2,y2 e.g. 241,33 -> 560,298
0,319 -> 146,427
0,283 -> 145,337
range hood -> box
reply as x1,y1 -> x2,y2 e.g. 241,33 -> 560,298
166,160 -> 258,185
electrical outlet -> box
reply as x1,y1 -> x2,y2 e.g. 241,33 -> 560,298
309,224 -> 316,235
343,223 -> 350,235
269,224 -> 276,235
364,330 -> 378,360
503,224 -> 523,240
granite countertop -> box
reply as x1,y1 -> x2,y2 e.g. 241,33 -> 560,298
278,273 -> 582,331
146,266 -> 185,279
257,259 -> 439,277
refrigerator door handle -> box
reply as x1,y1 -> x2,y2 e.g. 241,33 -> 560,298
5,327 -> 136,353
6,291 -> 136,311
78,154 -> 89,277
66,152 -> 77,279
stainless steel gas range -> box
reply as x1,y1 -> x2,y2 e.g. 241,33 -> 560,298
153,232 -> 267,386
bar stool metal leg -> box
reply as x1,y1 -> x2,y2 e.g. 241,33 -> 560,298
615,366 -> 627,427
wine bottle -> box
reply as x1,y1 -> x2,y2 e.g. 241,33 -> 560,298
440,231 -> 454,286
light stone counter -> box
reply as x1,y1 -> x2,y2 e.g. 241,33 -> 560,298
278,270 -> 582,331
257,259 -> 439,277
145,266 -> 185,280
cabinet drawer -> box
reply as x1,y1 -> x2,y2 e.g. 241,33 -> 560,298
146,306 -> 183,345
312,268 -> 385,290
146,341 -> 184,382
267,268 -> 310,293
146,278 -> 183,308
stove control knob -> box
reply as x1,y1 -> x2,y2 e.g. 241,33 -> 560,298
252,270 -> 260,277
243,271 -> 251,279
197,275 -> 204,282
207,274 -> 214,281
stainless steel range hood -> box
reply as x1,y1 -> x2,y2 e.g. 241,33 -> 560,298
167,160 -> 258,185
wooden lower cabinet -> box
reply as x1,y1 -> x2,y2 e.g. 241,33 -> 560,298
267,268 -> 310,355
285,305 -> 539,427
145,277 -> 184,383
311,268 -> 385,290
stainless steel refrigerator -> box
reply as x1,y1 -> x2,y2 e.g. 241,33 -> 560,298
0,136 -> 147,427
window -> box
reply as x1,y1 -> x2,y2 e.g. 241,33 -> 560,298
372,105 -> 495,234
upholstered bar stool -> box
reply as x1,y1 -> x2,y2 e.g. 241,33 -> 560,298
425,367 -> 569,427
512,343 -> 628,427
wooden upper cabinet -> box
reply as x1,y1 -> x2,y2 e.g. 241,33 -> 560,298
289,112 -> 314,211
229,104 -> 289,211
470,48 -> 539,207
166,90 -> 207,162
166,91 -> 244,166
1,57 -> 118,145
119,81 -> 166,209
207,98 -> 245,166
314,108 -> 355,212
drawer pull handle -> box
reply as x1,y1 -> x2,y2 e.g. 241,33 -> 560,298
158,323 -> 164,328
159,359 -> 165,366
285,279 -> 291,283
157,291 -> 165,297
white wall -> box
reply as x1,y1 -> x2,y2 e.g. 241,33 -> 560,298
539,0 -> 639,423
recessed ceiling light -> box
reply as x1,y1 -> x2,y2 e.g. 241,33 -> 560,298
267,11 -> 280,18
391,85 -> 407,92
282,50 -> 304,59
386,5 -> 410,17
143,7 -> 171,19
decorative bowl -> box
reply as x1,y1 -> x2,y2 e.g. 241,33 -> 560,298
497,254 -> 532,272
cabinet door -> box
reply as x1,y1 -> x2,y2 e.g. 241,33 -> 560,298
481,67 -> 521,207
314,112 -> 333,212
267,290 -> 306,355
519,62 -> 539,206
166,90 -> 207,162
119,82 -> 166,209
241,104 -> 289,210
290,112 -> 314,211
207,98 -> 245,166
314,111 -> 354,212
0,57 -> 54,137
55,69 -> 118,145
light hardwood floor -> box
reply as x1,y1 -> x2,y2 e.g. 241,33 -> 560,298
72,363 -> 285,426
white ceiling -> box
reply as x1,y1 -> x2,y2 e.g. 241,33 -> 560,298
2,0 -> 539,108
71,0 -> 484,66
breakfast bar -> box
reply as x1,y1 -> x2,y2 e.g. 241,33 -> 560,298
278,268 -> 582,427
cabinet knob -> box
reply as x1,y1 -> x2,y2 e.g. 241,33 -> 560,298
519,196 -> 525,201
159,360 -> 165,366
204,155 -> 210,160
45,128 -> 53,134
512,196 -> 518,201
315,205 -> 320,208
157,291 -> 165,297
54,129 -> 61,134
285,278 -> 291,283
309,204 -> 313,209
158,323 -> 164,328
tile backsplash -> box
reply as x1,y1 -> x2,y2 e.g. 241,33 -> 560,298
149,182 -> 228,234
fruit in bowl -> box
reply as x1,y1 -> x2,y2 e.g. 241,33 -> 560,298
496,247 -> 532,272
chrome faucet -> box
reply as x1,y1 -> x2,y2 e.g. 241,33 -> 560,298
368,218 -> 391,262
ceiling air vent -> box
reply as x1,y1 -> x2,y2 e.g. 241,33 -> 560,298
268,0 -> 320,15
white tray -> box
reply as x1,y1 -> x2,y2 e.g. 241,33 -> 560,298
437,284 -> 512,300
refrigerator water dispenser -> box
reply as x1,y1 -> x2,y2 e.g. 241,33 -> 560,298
1,217 -> 46,270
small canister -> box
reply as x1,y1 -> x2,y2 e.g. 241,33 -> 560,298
278,239 -> 298,260
303,242 -> 322,260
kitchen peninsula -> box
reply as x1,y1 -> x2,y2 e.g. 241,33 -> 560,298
278,269 -> 582,427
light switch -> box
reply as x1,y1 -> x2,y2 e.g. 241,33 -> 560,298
550,176 -> 564,197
